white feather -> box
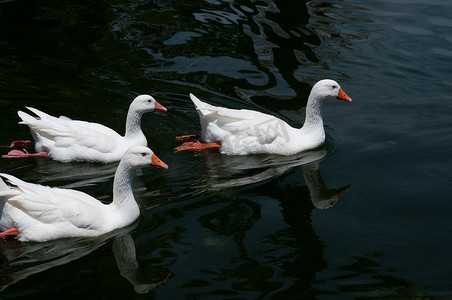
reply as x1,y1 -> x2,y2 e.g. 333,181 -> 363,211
187,79 -> 351,155
17,95 -> 165,163
0,146 -> 166,242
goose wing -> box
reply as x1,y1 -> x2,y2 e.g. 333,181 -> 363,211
19,107 -> 122,154
190,94 -> 287,145
0,173 -> 104,230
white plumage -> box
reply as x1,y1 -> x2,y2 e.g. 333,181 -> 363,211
181,79 -> 351,155
0,146 -> 168,242
16,95 -> 166,163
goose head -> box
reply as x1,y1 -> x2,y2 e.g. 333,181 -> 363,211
311,79 -> 352,103
130,95 -> 167,114
123,146 -> 168,169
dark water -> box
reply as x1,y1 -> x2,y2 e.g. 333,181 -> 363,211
1,0 -> 452,298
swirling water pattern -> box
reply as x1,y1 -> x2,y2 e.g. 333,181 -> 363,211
1,0 -> 452,298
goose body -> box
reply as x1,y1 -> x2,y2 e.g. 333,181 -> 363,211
176,79 -> 351,155
13,95 -> 166,163
0,146 -> 168,242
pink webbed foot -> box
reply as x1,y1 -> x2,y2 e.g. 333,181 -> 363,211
10,140 -> 34,148
0,227 -> 19,239
2,149 -> 48,158
175,134 -> 201,141
174,140 -> 221,152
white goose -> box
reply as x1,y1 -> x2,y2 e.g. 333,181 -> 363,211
3,95 -> 167,163
175,79 -> 351,155
0,146 -> 168,242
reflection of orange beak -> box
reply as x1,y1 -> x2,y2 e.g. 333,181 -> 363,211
154,101 -> 168,112
337,185 -> 351,199
337,88 -> 352,102
151,154 -> 168,169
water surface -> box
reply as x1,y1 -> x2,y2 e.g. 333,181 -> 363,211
1,0 -> 452,298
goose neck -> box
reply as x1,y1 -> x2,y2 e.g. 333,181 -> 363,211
303,94 -> 324,130
112,160 -> 136,207
124,109 -> 143,138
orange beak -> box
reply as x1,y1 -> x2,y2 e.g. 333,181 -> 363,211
337,88 -> 352,102
151,154 -> 168,169
154,101 -> 167,112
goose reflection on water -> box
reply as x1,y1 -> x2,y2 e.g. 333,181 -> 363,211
112,233 -> 170,294
196,145 -> 350,209
0,223 -> 170,294
0,157 -> 118,191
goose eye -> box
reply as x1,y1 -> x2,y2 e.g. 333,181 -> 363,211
332,85 -> 337,89
147,99 -> 152,103
141,152 -> 147,157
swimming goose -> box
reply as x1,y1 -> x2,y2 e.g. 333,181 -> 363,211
3,95 -> 166,163
175,79 -> 351,155
0,146 -> 168,242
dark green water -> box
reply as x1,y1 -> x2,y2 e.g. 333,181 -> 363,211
1,0 -> 452,298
